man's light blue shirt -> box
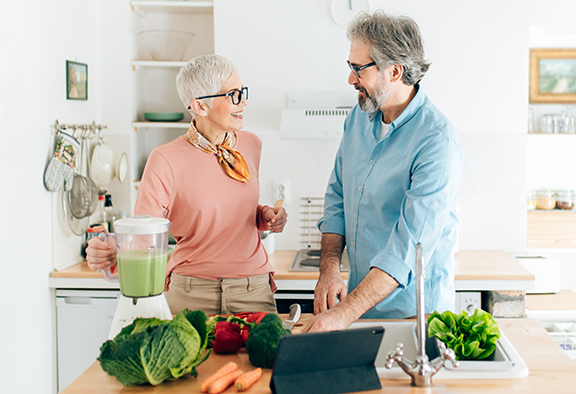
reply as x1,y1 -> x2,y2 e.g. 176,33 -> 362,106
318,86 -> 465,319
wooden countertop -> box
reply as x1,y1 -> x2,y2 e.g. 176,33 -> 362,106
60,315 -> 576,394
51,250 -> 533,282
526,289 -> 576,311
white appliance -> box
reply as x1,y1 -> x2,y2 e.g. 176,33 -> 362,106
515,255 -> 560,294
279,92 -> 357,139
55,289 -> 120,392
454,291 -> 482,316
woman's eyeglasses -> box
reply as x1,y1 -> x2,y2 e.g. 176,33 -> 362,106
190,86 -> 249,108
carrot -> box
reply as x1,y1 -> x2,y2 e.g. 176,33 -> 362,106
235,367 -> 262,392
208,370 -> 244,394
201,362 -> 239,393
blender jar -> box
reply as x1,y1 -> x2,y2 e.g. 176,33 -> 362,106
101,215 -> 171,297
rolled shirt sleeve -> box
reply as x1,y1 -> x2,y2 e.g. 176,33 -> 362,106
318,147 -> 346,236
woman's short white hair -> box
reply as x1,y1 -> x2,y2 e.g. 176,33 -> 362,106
176,54 -> 239,118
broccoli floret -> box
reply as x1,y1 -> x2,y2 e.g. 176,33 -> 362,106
245,313 -> 291,369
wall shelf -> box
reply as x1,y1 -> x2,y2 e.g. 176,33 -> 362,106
130,60 -> 188,70
132,121 -> 189,131
130,1 -> 213,14
528,133 -> 576,136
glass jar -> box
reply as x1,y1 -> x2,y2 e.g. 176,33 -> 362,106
536,188 -> 556,210
527,190 -> 538,210
555,189 -> 575,210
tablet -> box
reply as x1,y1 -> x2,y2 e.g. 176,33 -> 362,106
270,326 -> 384,394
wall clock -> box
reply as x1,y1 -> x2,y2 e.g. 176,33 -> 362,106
330,0 -> 371,28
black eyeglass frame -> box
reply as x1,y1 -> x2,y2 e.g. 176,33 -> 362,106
347,60 -> 377,78
189,86 -> 249,109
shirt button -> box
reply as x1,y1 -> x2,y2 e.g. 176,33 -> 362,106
351,242 -> 355,246
353,214 -> 357,218
370,160 -> 374,164
352,268 -> 355,272
358,187 -> 362,191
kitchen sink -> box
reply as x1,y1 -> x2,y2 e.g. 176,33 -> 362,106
349,321 -> 529,379
288,249 -> 349,272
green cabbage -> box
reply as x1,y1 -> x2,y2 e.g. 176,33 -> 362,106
427,309 -> 501,360
98,309 -> 211,386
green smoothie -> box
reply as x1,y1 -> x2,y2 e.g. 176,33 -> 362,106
117,249 -> 167,297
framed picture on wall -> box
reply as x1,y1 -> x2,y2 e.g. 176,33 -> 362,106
530,49 -> 576,103
66,60 -> 88,100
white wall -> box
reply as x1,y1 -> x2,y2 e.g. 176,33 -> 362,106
213,0 -> 576,254
0,1 -> 100,393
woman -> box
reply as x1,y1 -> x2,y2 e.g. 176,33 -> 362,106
86,54 -> 287,314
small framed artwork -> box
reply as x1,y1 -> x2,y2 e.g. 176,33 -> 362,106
529,49 -> 576,103
66,60 -> 88,100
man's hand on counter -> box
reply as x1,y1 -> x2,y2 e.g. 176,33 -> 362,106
304,267 -> 399,333
301,305 -> 355,333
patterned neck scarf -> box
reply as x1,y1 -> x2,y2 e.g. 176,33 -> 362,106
185,122 -> 251,183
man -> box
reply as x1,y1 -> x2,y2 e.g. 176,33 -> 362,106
303,11 -> 464,333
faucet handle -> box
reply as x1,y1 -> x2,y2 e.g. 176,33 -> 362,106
385,342 -> 405,369
437,340 -> 459,368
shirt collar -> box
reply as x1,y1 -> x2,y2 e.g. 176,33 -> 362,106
367,84 -> 425,129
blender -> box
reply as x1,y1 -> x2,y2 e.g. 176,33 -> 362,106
99,215 -> 173,339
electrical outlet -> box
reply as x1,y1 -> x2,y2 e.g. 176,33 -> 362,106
272,180 -> 290,205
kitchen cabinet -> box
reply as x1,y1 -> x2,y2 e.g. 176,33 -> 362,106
128,0 -> 214,207
55,290 -> 120,392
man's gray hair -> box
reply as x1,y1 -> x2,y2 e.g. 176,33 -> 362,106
176,54 -> 239,118
347,10 -> 430,86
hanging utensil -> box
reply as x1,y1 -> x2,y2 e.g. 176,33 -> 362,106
90,130 -> 114,187
67,128 -> 99,219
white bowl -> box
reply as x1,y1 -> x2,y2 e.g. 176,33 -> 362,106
138,30 -> 195,61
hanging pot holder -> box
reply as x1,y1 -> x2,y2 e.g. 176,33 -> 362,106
43,130 -> 80,192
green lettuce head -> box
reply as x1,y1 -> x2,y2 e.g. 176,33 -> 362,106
427,309 -> 501,360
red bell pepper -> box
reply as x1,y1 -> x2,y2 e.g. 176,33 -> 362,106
211,321 -> 243,354
233,311 -> 253,319
230,312 -> 268,346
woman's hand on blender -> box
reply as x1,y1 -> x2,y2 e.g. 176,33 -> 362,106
86,225 -> 117,271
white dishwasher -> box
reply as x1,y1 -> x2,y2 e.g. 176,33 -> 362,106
55,289 -> 120,392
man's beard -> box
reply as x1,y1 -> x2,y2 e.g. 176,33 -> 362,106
356,77 -> 389,113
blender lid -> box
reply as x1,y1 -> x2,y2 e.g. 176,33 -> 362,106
114,215 -> 171,235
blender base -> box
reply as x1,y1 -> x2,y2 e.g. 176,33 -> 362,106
108,292 -> 173,339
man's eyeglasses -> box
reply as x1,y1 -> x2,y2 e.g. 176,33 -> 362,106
190,86 -> 249,108
347,60 -> 377,78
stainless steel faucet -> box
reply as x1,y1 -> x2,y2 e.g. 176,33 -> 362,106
384,243 -> 459,387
